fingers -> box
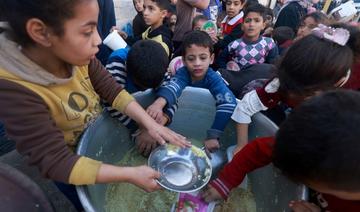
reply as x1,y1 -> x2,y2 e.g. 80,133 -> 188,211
289,200 -> 320,212
201,186 -> 222,202
203,146 -> 212,159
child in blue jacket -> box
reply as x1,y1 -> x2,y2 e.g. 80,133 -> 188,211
147,31 -> 237,152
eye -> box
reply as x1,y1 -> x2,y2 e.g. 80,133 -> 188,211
200,56 -> 208,60
186,56 -> 195,61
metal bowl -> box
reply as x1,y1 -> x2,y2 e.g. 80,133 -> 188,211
148,144 -> 212,193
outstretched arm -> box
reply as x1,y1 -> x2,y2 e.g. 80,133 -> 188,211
202,137 -> 274,202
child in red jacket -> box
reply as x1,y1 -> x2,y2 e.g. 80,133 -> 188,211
202,90 -> 360,212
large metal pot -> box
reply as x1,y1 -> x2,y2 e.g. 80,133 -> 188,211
77,87 -> 306,212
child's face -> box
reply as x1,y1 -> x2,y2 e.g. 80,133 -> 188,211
183,45 -> 214,81
45,0 -> 101,66
170,14 -> 177,25
226,0 -> 245,19
143,0 -> 167,28
133,0 -> 144,12
193,19 -> 207,31
296,17 -> 317,39
242,12 -> 265,41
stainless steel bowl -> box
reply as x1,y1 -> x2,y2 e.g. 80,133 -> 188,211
148,144 -> 212,193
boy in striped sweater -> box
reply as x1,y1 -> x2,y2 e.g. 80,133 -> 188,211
104,40 -> 175,155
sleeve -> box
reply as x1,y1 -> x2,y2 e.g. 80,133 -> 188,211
156,67 -> 190,106
231,89 -> 268,124
274,5 -> 301,33
206,71 -> 237,139
216,42 -> 232,69
103,50 -> 139,134
0,80 -> 101,185
210,137 -> 274,199
88,58 -> 134,113
214,24 -> 243,53
162,72 -> 178,125
265,39 -> 279,64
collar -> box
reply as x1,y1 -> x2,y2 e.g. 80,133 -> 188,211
222,11 -> 244,25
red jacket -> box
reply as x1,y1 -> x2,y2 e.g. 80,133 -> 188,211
343,62 -> 360,90
210,137 -> 360,211
221,12 -> 244,36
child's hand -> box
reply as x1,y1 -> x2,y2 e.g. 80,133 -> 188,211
204,138 -> 220,155
201,185 -> 224,202
135,129 -> 158,156
289,200 -> 320,212
146,104 -> 165,124
127,166 -> 162,192
209,33 -> 219,44
147,124 -> 191,148
110,26 -> 128,39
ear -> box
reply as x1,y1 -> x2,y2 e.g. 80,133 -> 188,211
25,18 -> 52,47
161,10 -> 168,19
210,53 -> 215,64
261,21 -> 266,30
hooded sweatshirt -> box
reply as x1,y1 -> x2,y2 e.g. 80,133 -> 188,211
0,32 -> 134,185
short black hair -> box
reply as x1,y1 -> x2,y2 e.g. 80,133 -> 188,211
272,26 -> 295,45
126,40 -> 169,89
150,0 -> 171,11
244,3 -> 267,21
273,90 -> 360,191
192,14 -> 208,30
181,30 -> 214,56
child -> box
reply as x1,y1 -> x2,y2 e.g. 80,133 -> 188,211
295,11 -> 330,41
169,13 -> 177,32
0,0 -> 189,210
213,0 -> 246,53
262,7 -> 274,36
146,31 -> 237,153
122,0 -> 173,56
216,4 -> 278,71
132,0 -> 149,37
105,40 -> 174,156
272,26 -> 295,55
202,90 -> 360,211
192,14 -> 209,31
230,24 -> 359,154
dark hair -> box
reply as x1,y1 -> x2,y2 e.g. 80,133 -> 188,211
264,7 -> 274,20
150,0 -> 171,11
300,11 -> 330,27
273,90 -> 360,191
181,30 -> 214,56
226,0 -> 246,5
330,23 -> 360,60
192,15 -> 208,30
272,26 -> 295,45
244,3 -> 267,21
277,33 -> 353,97
127,40 -> 169,90
1,0 -> 89,47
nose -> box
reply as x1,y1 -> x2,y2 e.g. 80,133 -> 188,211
194,58 -> 202,66
94,28 -> 102,47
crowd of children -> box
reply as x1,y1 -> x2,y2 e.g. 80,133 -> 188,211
1,0 -> 360,211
